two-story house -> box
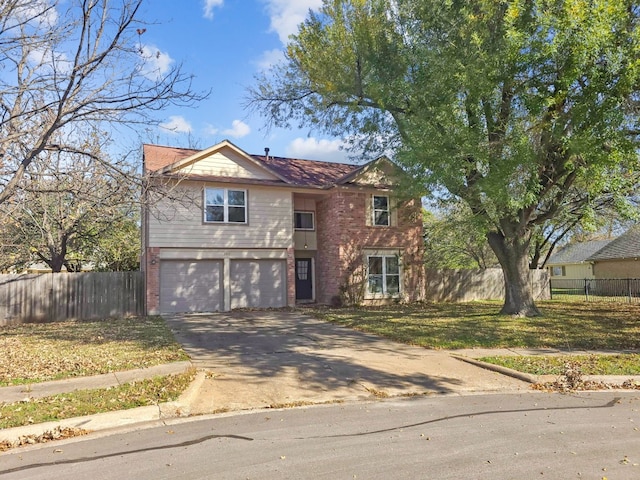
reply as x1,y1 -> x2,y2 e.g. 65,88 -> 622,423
142,140 -> 425,314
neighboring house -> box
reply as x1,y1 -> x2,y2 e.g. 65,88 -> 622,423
546,240 -> 612,279
547,227 -> 640,280
587,227 -> 640,279
142,140 -> 425,314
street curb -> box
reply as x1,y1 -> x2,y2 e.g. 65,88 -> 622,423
452,355 -> 538,384
452,355 -> 640,388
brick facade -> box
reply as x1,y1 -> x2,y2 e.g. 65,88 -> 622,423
144,247 -> 161,314
316,190 -> 424,305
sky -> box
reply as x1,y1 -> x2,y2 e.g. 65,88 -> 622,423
137,0 -> 352,163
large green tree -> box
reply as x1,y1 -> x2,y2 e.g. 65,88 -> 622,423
249,0 -> 640,316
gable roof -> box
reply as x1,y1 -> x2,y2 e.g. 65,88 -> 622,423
143,144 -> 199,172
143,141 -> 372,189
587,226 -> 640,261
547,240 -> 613,265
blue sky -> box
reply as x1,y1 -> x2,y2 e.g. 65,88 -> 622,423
138,0 -> 351,163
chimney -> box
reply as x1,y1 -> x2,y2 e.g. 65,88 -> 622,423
264,147 -> 270,160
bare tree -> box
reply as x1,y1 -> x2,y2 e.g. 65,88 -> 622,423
0,0 -> 205,205
0,139 -> 139,272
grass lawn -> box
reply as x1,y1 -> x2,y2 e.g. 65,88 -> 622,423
0,371 -> 195,431
310,300 -> 640,350
0,316 -> 189,386
477,354 -> 640,376
0,316 -> 192,440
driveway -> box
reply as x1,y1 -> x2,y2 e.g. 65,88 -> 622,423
164,311 -> 528,413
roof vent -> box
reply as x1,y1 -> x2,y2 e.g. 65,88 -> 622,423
264,147 -> 270,159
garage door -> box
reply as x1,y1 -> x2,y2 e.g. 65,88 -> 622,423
160,260 -> 223,313
230,260 -> 286,309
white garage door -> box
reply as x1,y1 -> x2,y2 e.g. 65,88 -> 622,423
230,260 -> 286,309
160,260 -> 223,313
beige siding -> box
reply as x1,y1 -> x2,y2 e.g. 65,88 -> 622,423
148,181 -> 293,249
593,259 -> 640,278
566,263 -> 594,279
179,148 -> 279,180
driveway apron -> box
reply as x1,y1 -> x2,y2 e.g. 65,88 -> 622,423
163,311 -> 527,413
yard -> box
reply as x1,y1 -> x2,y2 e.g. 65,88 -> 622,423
310,300 -> 640,351
1,301 -> 638,435
0,316 -> 191,435
0,316 -> 188,386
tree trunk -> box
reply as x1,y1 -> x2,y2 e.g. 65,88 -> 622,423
487,231 -> 541,317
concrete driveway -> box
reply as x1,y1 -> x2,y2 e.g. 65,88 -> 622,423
164,311 -> 528,413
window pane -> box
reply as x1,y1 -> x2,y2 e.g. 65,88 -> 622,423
386,275 -> 400,294
295,212 -> 314,229
228,190 -> 245,206
206,205 -> 224,222
369,275 -> 383,293
373,196 -> 388,210
368,256 -> 383,275
228,206 -> 246,223
374,211 -> 389,226
206,188 -> 224,206
386,256 -> 399,274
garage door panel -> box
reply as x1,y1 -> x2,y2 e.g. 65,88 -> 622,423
160,260 -> 223,313
231,260 -> 286,309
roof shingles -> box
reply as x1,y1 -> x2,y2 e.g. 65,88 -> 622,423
143,143 -> 364,189
587,227 -> 640,261
547,240 -> 613,265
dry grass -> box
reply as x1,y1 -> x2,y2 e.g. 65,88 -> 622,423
310,301 -> 640,350
0,370 -> 195,431
0,316 -> 188,386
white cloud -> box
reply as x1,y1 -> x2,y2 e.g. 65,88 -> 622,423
255,48 -> 286,70
138,44 -> 174,80
159,115 -> 193,134
222,120 -> 251,138
263,0 -> 323,44
27,47 -> 71,74
285,137 -> 350,163
203,0 -> 224,19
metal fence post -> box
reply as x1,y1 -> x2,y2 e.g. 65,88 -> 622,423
584,278 -> 589,302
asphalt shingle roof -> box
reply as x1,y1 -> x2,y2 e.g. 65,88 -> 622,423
142,144 -> 363,189
547,240 -> 613,265
587,226 -> 640,261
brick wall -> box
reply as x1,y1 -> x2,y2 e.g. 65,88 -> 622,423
316,190 -> 424,305
144,247 -> 160,314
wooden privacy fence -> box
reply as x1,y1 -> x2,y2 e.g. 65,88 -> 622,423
0,272 -> 144,325
424,268 -> 550,303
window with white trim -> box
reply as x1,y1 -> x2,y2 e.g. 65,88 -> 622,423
294,211 -> 314,230
368,255 -> 400,295
204,188 -> 246,223
372,195 -> 390,226
551,266 -> 566,277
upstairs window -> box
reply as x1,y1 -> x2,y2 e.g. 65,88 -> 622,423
294,211 -> 314,230
204,188 -> 246,223
372,195 -> 390,226
368,255 -> 400,296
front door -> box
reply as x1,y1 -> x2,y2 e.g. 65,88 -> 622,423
295,258 -> 313,301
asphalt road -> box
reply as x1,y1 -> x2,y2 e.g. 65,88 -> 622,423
2,392 -> 639,479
